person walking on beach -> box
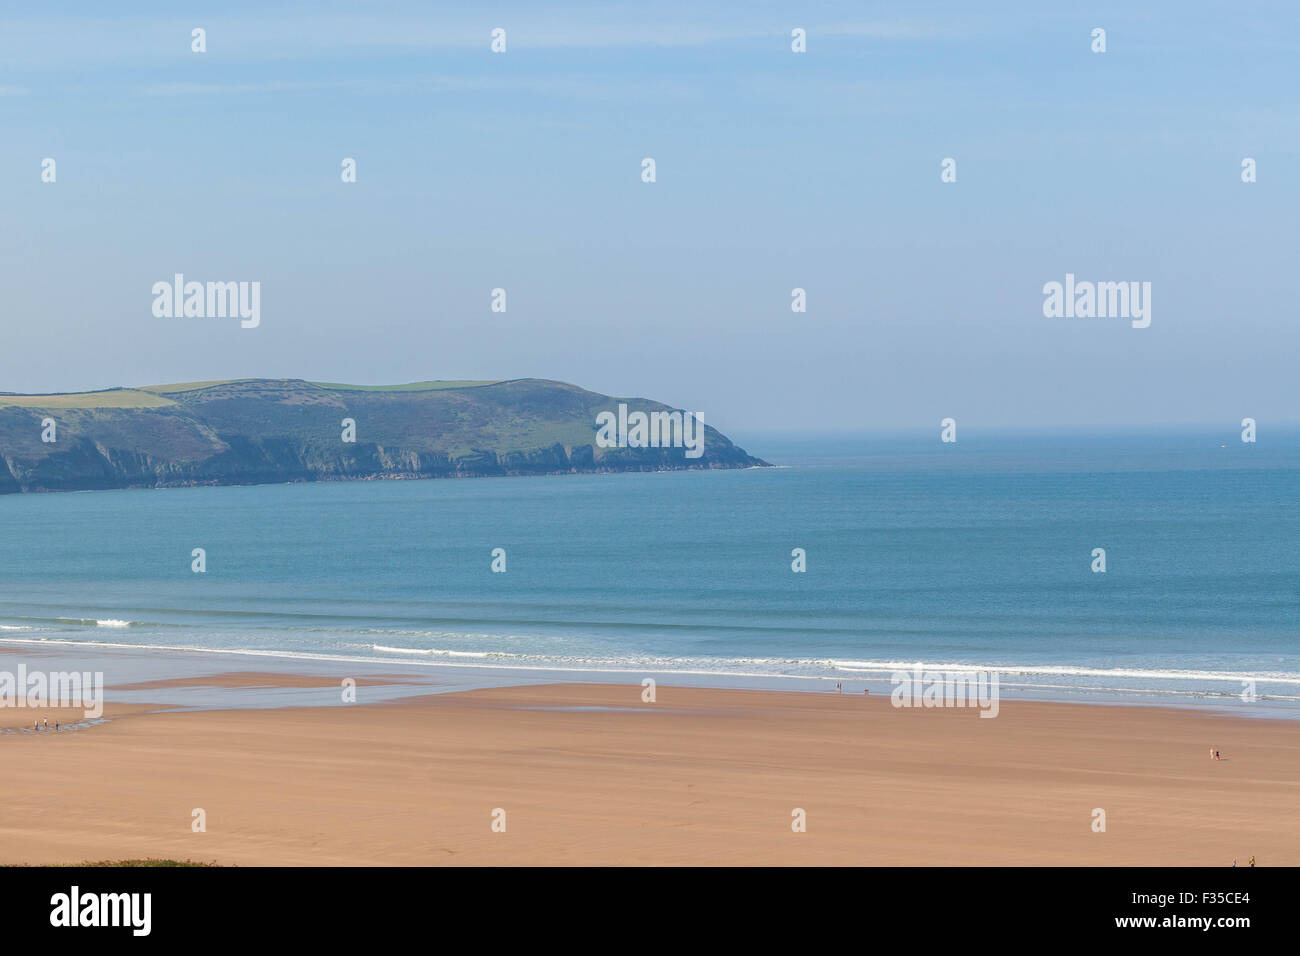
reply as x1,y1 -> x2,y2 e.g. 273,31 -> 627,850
1249,856 -> 1255,867
43,718 -> 48,730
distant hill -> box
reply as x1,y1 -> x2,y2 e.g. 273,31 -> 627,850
0,378 -> 768,494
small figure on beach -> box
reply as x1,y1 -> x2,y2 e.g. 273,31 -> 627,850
43,717 -> 48,730
1232,859 -> 1237,867
863,689 -> 870,695
54,721 -> 59,732
1249,856 -> 1255,867
835,682 -> 842,694
33,719 -> 38,732
1215,750 -> 1221,760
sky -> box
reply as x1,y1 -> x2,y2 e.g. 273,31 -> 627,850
2,1 -> 1297,432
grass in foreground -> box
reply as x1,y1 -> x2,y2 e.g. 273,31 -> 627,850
5,859 -> 221,867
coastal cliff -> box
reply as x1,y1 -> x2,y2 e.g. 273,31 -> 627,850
0,378 -> 767,494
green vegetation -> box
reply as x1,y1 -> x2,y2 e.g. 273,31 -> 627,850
0,389 -> 176,409
308,380 -> 503,391
0,377 -> 767,494
138,379 -> 261,394
5,859 -> 219,867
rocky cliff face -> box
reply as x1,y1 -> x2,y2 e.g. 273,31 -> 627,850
0,379 -> 767,494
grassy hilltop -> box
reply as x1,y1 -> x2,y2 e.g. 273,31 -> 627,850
0,378 -> 767,494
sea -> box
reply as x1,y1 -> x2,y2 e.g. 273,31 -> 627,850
1,427 -> 1297,716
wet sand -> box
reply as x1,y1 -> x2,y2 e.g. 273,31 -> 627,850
110,671 -> 423,691
0,701 -> 165,731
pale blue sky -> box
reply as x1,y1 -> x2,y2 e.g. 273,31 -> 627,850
3,1 -> 1297,430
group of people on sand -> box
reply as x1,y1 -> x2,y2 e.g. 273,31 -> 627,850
1232,857 -> 1256,867
32,717 -> 60,732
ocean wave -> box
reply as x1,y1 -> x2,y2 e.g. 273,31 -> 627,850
371,644 -> 519,659
829,659 -> 1300,686
39,617 -> 144,628
1,635 -> 1297,705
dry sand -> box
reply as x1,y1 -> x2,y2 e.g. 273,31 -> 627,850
3,681 -> 1296,866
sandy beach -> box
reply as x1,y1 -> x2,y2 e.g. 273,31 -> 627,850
3,680 -> 1296,866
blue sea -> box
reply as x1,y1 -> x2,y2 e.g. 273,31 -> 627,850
1,427 -> 1297,714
